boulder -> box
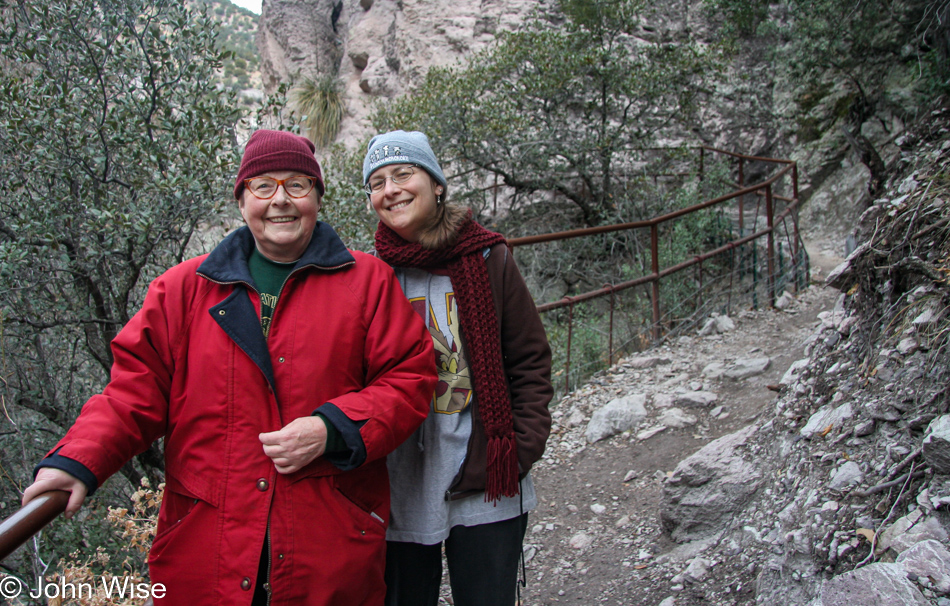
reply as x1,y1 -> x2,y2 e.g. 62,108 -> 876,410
569,532 -> 593,550
673,391 -> 718,408
819,562 -> 928,606
702,361 -> 727,379
585,394 -> 648,443
780,358 -> 810,386
626,355 -> 671,369
775,290 -> 795,309
753,553 -> 823,606
827,461 -> 863,491
877,509 -> 949,555
657,408 -> 698,429
826,243 -> 869,290
724,357 -> 772,380
699,313 -> 735,336
636,425 -> 668,440
896,539 -> 950,594
682,557 -> 713,582
564,408 -> 586,428
661,425 -> 762,542
800,403 -> 854,439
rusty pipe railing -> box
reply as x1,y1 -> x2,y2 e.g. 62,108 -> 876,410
510,146 -> 805,391
533,220 -> 783,313
1,496 -> 155,606
507,164 -> 796,249
0,491 -> 68,561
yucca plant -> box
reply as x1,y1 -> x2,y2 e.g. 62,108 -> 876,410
292,75 -> 345,147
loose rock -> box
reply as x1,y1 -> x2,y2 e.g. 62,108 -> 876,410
585,394 -> 648,443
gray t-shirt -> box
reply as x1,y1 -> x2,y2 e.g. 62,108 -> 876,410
386,258 -> 537,545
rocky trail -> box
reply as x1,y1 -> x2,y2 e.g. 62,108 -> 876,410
435,248 -> 848,605
518,269 -> 840,606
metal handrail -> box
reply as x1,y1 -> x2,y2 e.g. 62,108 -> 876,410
508,162 -> 795,248
0,490 -> 68,561
508,146 -> 805,391
1,499 -> 155,606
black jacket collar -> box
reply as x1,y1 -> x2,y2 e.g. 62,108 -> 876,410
197,223 -> 355,285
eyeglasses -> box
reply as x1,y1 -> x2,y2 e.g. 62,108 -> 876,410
364,165 -> 418,195
244,176 -> 317,199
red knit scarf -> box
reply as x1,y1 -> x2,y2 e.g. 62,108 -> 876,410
375,217 -> 519,502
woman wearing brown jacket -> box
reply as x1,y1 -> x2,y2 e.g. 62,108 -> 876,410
363,130 -> 553,606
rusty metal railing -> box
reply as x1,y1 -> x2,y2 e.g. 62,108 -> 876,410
509,146 -> 806,393
0,490 -> 68,561
1,493 -> 154,606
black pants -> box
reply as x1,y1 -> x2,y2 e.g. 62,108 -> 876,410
384,513 -> 528,606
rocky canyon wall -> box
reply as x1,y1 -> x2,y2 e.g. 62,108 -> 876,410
257,0 -> 547,146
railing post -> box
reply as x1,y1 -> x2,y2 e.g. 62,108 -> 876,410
778,241 -> 784,295
766,184 -> 776,307
791,162 -> 808,286
564,298 -> 575,394
738,157 -> 745,234
493,173 -> 499,216
699,146 -> 705,182
605,284 -> 615,366
792,162 -> 799,200
0,491 -> 69,561
752,242 -> 759,310
651,224 -> 661,341
790,215 -> 800,293
696,256 -> 704,314
727,243 -> 736,312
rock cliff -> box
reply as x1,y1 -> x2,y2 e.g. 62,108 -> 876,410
257,0 -> 546,144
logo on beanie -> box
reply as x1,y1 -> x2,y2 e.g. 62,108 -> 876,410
369,144 -> 407,169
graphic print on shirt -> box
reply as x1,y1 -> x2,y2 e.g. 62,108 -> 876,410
409,293 -> 472,414
260,292 -> 279,337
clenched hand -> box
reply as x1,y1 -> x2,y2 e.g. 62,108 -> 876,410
259,416 -> 328,474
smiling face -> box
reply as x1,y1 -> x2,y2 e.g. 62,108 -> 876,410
239,170 -> 321,263
368,164 -> 444,243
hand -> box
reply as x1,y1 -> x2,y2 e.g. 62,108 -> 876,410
259,416 -> 328,474
22,468 -> 88,519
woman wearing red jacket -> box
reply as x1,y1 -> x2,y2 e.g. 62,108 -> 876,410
22,130 -> 437,605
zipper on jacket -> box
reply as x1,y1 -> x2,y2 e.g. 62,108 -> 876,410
264,519 -> 273,606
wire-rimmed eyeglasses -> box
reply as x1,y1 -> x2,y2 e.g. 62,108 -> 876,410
364,165 -> 419,195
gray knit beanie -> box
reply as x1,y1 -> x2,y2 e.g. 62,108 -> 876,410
362,130 -> 447,189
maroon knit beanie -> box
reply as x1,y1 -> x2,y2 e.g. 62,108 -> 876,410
234,130 -> 325,199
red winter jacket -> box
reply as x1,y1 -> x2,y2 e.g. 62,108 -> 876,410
43,225 -> 436,605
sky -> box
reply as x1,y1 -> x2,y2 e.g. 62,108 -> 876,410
230,0 -> 262,14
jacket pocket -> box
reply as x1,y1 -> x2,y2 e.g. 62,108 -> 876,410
331,470 -> 388,530
149,479 -> 208,558
332,483 -> 386,530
